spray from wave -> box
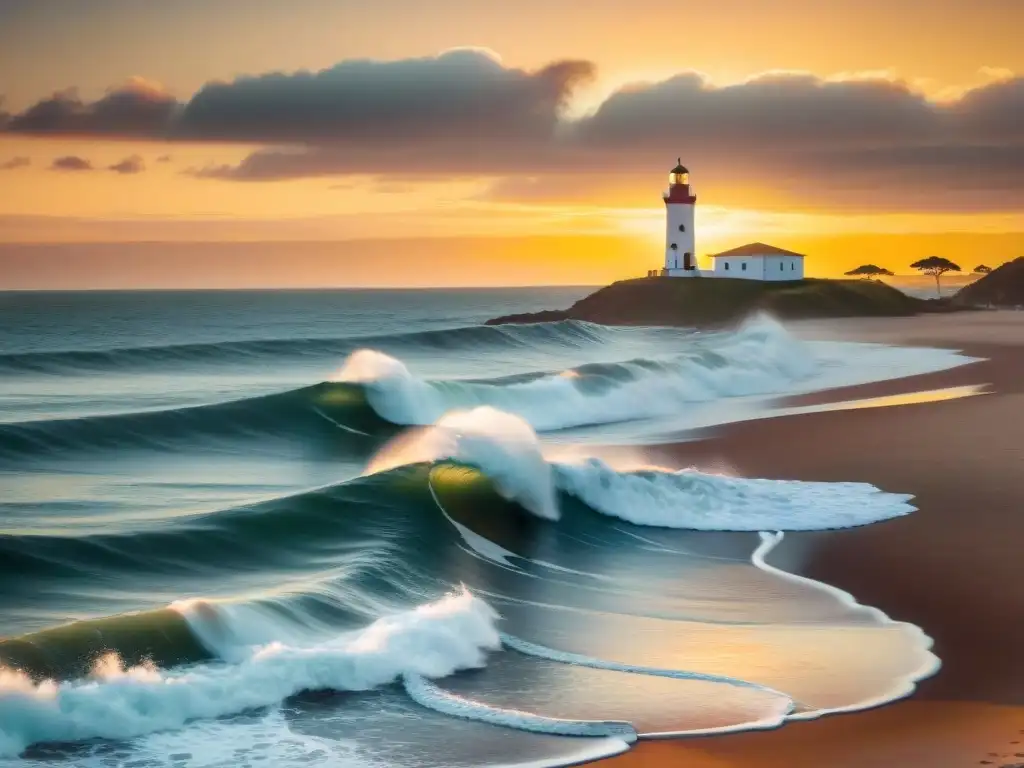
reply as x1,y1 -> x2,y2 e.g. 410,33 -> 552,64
366,406 -> 915,530
335,314 -> 817,431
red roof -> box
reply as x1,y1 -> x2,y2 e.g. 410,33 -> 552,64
710,242 -> 805,259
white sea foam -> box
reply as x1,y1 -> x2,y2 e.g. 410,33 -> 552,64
404,673 -> 638,741
0,589 -> 500,758
335,314 -> 818,431
89,711 -> 371,768
368,408 -> 916,531
499,634 -> 795,738
94,708 -> 632,768
553,458 -> 916,531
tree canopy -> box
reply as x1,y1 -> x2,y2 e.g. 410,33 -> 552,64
910,256 -> 961,296
973,264 -> 992,274
911,256 -> 961,275
845,264 -> 894,278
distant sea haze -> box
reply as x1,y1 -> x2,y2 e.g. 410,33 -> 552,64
885,273 -> 980,298
0,238 -> 1001,290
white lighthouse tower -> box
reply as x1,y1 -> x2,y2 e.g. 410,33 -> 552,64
663,159 -> 698,276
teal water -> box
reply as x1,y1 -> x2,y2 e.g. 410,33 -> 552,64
0,289 -> 970,767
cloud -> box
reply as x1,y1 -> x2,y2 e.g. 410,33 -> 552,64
574,72 -> 942,150
947,76 -> 1024,141
156,154 -> 173,163
556,71 -> 1024,210
5,50 -> 590,146
108,154 -> 145,174
8,77 -> 179,138
5,52 -> 1024,210
187,142 -> 574,181
978,66 -> 1016,83
175,50 -> 592,144
1,156 -> 30,170
188,67 -> 1024,209
51,155 -> 93,171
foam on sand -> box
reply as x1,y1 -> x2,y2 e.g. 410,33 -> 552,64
752,531 -> 941,718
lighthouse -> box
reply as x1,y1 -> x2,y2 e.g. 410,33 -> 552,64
663,159 -> 698,276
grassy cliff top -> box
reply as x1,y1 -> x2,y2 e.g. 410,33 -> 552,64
953,257 -> 1024,308
488,277 -> 959,327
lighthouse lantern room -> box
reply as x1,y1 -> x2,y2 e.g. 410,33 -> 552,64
663,159 -> 698,276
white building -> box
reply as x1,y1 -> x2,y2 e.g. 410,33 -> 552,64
652,160 -> 806,281
708,242 -> 805,280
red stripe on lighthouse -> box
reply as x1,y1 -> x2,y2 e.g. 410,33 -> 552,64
663,185 -> 697,204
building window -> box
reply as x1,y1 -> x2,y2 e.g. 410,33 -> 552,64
742,262 -> 747,271
791,263 -> 795,270
669,243 -> 677,250
678,224 -> 686,232
724,262 -> 730,271
780,263 -> 784,271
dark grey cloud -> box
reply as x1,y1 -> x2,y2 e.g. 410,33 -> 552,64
50,155 -> 92,171
108,154 -> 145,174
189,70 -> 1024,210
4,51 -> 1023,210
5,50 -> 591,146
177,50 -> 593,144
1,156 -> 30,170
947,76 -> 1024,141
555,71 -> 1024,210
573,72 -> 949,152
7,79 -> 180,138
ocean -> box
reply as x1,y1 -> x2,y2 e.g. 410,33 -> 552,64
0,288 -> 977,767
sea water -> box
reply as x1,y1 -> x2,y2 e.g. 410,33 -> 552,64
0,288 -> 974,766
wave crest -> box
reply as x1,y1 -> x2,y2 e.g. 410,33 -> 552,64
0,319 -> 612,376
368,407 -> 559,521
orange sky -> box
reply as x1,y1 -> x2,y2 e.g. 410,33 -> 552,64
1,0 -> 1022,286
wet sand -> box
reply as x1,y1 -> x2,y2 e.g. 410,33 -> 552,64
606,311 -> 1024,767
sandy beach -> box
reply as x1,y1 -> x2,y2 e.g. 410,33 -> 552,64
607,311 -> 1024,768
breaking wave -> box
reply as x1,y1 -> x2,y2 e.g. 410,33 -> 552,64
0,590 -> 500,757
336,314 -> 817,430
367,406 -> 916,530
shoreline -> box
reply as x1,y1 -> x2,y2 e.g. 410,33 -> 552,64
606,311 -> 1024,767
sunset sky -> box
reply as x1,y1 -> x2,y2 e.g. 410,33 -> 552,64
1,0 -> 1022,287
